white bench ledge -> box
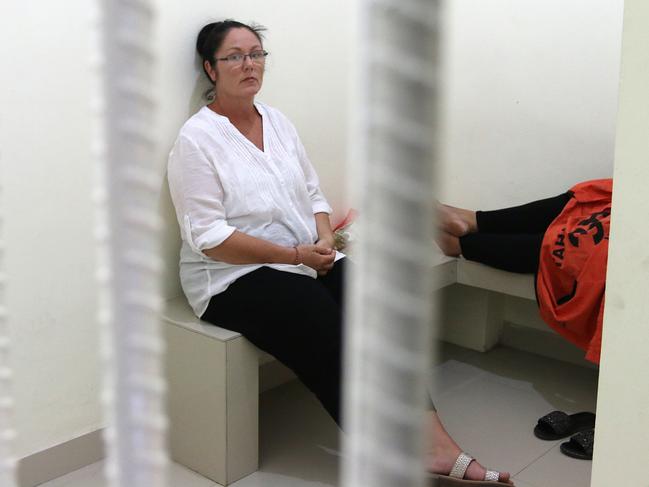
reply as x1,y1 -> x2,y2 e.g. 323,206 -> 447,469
432,245 -> 536,300
456,259 -> 536,301
162,295 -> 242,341
431,254 -> 458,290
162,295 -> 276,364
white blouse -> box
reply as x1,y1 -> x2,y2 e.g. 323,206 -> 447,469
167,102 -> 341,317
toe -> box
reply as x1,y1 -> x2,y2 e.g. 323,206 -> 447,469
466,460 -> 512,483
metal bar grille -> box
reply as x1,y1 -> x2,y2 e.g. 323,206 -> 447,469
95,1 -> 168,485
342,1 -> 441,486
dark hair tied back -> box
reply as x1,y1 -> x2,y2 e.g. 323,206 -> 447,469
196,19 -> 266,84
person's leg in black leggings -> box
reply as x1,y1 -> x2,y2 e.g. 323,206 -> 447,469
459,233 -> 544,273
476,192 -> 572,234
201,263 -> 344,426
455,192 -> 572,273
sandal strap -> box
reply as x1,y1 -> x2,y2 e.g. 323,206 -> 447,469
449,452 -> 474,479
484,470 -> 500,481
571,429 -> 595,455
538,410 -> 571,436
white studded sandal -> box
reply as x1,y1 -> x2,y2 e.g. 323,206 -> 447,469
429,451 -> 513,486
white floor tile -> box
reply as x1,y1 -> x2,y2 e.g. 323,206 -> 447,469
39,343 -> 597,487
168,463 -> 220,487
38,461 -> 220,487
434,376 -> 562,477
430,359 -> 488,398
433,341 -> 476,365
508,479 -> 540,487
37,461 -> 105,487
514,444 -> 592,487
432,344 -> 596,487
237,381 -> 340,487
457,346 -> 598,413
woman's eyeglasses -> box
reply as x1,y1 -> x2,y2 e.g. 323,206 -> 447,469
216,50 -> 269,66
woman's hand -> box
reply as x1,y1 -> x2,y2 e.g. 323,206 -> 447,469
314,238 -> 336,276
314,212 -> 336,267
297,244 -> 335,276
315,236 -> 335,252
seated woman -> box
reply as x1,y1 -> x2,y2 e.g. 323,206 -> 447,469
437,179 -> 612,364
167,19 -> 513,485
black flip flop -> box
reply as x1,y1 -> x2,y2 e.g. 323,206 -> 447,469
560,429 -> 594,460
533,410 -> 595,440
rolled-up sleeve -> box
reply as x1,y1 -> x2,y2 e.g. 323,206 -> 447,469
167,135 -> 236,254
294,134 -> 333,215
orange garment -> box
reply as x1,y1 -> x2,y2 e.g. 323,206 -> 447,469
536,179 -> 612,364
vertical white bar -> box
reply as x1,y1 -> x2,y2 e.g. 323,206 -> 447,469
342,1 -> 441,487
0,155 -> 17,487
96,0 -> 168,486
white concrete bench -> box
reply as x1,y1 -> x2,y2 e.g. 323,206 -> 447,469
440,257 -> 536,352
430,253 -> 535,298
161,255 -> 536,485
162,297 -> 282,485
430,253 -> 536,351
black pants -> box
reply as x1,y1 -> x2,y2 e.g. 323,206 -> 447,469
459,192 -> 572,273
201,259 -> 347,426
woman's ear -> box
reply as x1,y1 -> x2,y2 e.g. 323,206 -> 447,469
204,60 -> 217,83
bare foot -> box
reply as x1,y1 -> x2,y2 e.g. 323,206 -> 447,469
437,203 -> 478,236
435,231 -> 462,257
427,446 -> 512,484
